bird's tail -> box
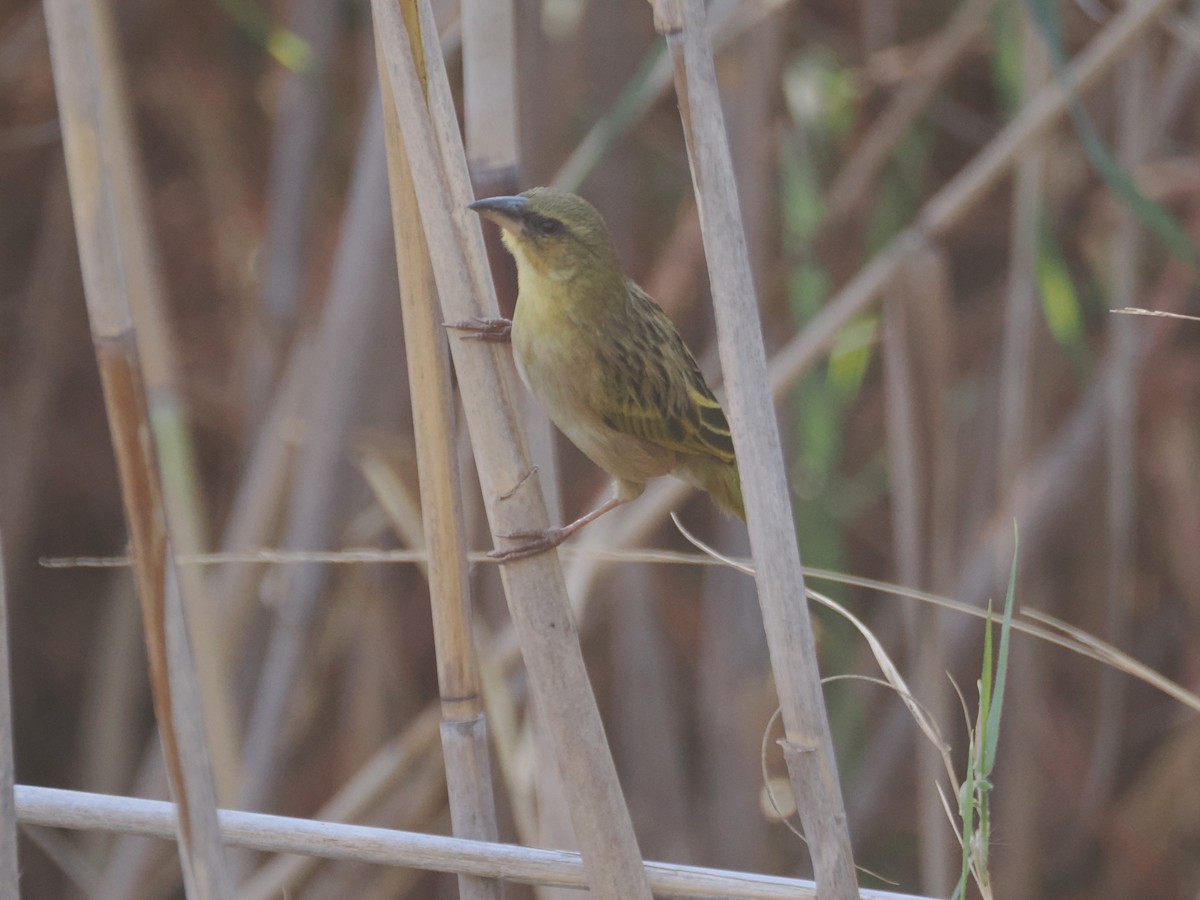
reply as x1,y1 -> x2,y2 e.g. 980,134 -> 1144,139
683,456 -> 745,522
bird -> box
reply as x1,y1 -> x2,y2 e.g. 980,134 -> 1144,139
452,187 -> 742,562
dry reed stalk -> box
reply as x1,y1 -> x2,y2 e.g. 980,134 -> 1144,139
214,337 -> 315,641
94,752 -> 174,900
1085,38 -> 1151,814
15,785 -> 944,900
253,0 -> 340,418
0,525 -> 18,897
238,705 -> 442,900
825,0 -> 998,223
461,0 -> 567,624
95,335 -> 315,896
768,0 -> 1178,393
896,248 -> 956,895
21,824 -> 100,893
550,0 -> 748,195
236,95 -> 395,825
849,235 -> 1199,837
1151,8 -> 1200,139
372,1 -> 654,897
48,0 -> 237,799
462,0 -> 518,187
376,22 -> 502,899
694,26 -> 775,862
44,0 -> 239,807
42,0 -> 232,894
652,0 -> 857,892
696,519 -> 766,868
357,448 -> 430,581
993,13 -> 1051,892
2,168 -> 74,570
78,571 -> 145,801
609,567 -> 694,862
561,0 -> 1178,612
998,6 -> 1050,488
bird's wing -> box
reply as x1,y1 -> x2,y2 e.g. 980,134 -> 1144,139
593,281 -> 735,464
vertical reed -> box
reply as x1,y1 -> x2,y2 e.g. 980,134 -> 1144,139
653,0 -> 857,893
42,0 -> 231,891
371,1 -> 653,896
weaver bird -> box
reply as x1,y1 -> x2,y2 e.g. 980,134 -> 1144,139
454,187 -> 742,562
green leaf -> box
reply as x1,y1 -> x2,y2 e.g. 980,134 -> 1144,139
266,29 -> 315,74
987,1 -> 1023,114
1036,243 -> 1084,349
828,316 -> 877,395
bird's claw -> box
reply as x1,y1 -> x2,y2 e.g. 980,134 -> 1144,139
445,316 -> 512,342
488,526 -> 570,562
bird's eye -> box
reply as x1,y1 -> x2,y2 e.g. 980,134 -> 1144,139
537,218 -> 564,236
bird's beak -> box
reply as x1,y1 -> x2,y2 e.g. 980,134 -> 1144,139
468,195 -> 527,232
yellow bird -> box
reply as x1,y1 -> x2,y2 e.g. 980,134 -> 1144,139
455,187 -> 742,561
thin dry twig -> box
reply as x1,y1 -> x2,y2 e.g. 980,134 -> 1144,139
1111,306 -> 1200,321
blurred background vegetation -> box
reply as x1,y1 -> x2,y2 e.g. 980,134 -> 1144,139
2,0 -> 1199,896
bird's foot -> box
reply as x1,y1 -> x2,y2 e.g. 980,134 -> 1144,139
446,316 -> 512,342
488,526 -> 572,562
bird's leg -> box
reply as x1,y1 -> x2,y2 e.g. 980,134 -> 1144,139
489,495 -> 626,562
446,316 -> 512,342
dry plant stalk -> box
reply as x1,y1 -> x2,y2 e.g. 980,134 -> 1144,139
238,705 -> 443,900
376,16 -> 502,900
653,0 -> 857,894
43,0 -> 240,806
372,0 -> 652,896
824,0 -> 999,222
236,95 -> 395,825
0,526 -> 18,896
564,0 -> 1178,608
462,0 -> 518,186
887,247 -> 958,893
15,785 -> 943,900
768,0 -> 1177,391
41,0 -> 230,894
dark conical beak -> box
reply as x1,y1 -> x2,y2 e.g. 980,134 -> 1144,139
468,195 -> 527,231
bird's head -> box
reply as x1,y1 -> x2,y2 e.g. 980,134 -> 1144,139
469,187 -> 621,284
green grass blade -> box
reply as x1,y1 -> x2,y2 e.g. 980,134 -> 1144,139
984,525 -> 1020,771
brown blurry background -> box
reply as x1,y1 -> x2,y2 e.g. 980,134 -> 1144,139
2,0 -> 1200,897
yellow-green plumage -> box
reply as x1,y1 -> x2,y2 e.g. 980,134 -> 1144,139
474,187 -> 743,523
462,188 -> 742,559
